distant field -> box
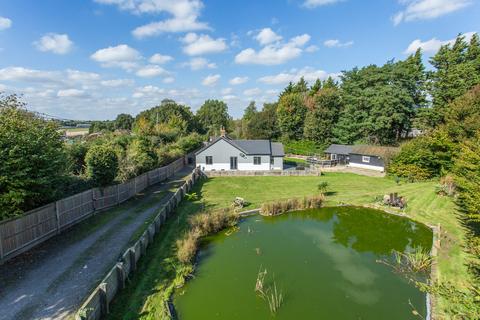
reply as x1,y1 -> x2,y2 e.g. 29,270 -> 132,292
61,127 -> 89,137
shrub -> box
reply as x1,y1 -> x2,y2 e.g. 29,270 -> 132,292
85,144 -> 119,186
189,209 -> 239,236
388,163 -> 432,182
436,175 -> 456,197
0,100 -> 67,218
176,229 -> 201,264
317,181 -> 329,194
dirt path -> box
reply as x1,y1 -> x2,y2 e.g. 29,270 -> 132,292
0,167 -> 193,320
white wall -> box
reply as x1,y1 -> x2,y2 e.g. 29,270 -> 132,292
196,139 -> 273,171
272,156 -> 283,170
348,162 -> 385,172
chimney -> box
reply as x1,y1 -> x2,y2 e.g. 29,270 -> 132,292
220,126 -> 226,137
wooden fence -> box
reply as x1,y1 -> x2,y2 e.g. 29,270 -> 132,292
75,168 -> 201,320
0,154 -> 191,264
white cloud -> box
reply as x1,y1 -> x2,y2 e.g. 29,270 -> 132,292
235,34 -> 310,65
132,85 -> 165,98
181,33 -> 228,56
183,57 -> 216,70
404,31 -> 477,54
90,44 -> 141,70
303,0 -> 344,8
135,64 -> 168,77
67,69 -> 100,82
255,28 -> 282,45
258,67 -> 340,85
202,74 -> 220,86
34,33 -> 74,54
221,87 -> 233,95
393,0 -> 471,25
163,77 -> 175,83
96,0 -> 210,38
305,45 -> 319,52
0,17 -> 12,30
323,39 -> 354,48
229,76 -> 249,85
149,53 -> 173,64
0,67 -> 59,83
57,89 -> 86,98
243,88 -> 262,96
101,79 -> 135,87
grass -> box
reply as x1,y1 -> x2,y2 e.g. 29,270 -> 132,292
106,172 -> 474,319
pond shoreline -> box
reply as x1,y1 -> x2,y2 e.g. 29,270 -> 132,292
173,205 -> 437,320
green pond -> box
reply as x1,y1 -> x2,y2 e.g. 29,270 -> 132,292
174,207 -> 433,320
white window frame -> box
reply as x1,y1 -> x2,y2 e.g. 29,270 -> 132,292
206,156 -> 213,165
362,156 -> 370,163
254,156 -> 261,165
331,154 -> 338,160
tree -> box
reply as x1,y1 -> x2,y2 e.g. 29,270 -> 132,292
246,103 -> 280,139
85,144 -> 119,186
0,94 -> 67,218
444,84 -> 480,142
452,132 -> 480,222
134,99 -> 196,137
277,92 -> 307,140
115,113 -> 134,130
241,101 -> 257,138
195,99 -> 231,135
430,33 -> 480,124
303,87 -> 342,144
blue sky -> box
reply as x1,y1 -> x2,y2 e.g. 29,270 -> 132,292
0,0 -> 479,120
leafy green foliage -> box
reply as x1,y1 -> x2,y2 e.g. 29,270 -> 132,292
429,33 -> 480,125
245,103 -> 280,140
452,134 -> 480,222
115,113 -> 134,130
85,144 -> 119,186
277,92 -> 307,140
303,87 -> 342,144
283,140 -> 325,156
389,130 -> 456,179
195,99 -> 231,135
0,95 -> 67,218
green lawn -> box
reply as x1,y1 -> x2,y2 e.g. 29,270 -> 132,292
107,172 -> 473,319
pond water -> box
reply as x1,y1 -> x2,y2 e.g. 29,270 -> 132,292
174,207 -> 432,320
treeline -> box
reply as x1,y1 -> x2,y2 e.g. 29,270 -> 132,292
0,97 -> 233,219
233,34 -> 479,149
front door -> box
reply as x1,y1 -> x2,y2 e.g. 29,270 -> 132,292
230,156 -> 238,170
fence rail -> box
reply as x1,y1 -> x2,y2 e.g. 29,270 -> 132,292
0,154 -> 193,264
204,169 -> 322,177
76,168 -> 201,320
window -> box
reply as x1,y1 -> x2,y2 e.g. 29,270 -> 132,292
206,156 -> 213,165
331,154 -> 337,160
362,156 -> 370,163
254,156 -> 261,165
270,157 -> 274,165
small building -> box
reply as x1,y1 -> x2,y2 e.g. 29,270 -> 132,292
195,135 -> 285,171
324,144 -> 353,164
325,144 -> 399,172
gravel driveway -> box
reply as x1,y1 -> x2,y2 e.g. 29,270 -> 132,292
0,167 -> 192,320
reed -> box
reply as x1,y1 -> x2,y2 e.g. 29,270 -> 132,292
254,268 -> 284,315
260,194 -> 325,216
377,247 -> 432,281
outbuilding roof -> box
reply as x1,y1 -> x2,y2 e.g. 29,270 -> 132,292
350,145 -> 400,158
324,144 -> 353,155
271,142 -> 285,157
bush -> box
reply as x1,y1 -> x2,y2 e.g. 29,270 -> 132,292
283,139 -> 325,156
388,163 -> 432,182
85,144 -> 119,186
176,229 -> 201,264
0,99 -> 67,218
389,130 -> 456,180
436,175 -> 456,197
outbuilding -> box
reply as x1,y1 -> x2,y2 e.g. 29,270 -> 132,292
324,144 -> 399,172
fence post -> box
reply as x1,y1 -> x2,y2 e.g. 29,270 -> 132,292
116,263 -> 125,290
99,283 -> 109,315
0,225 -> 4,262
55,201 -> 61,234
129,248 -> 136,272
116,184 -> 120,205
